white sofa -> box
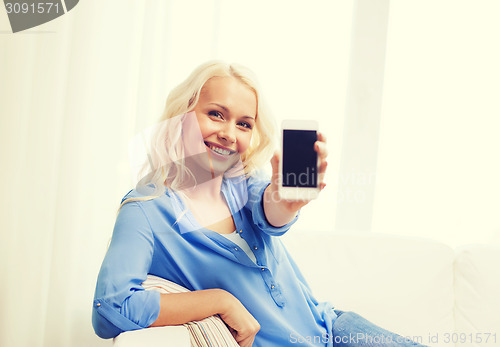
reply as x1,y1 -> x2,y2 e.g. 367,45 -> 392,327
114,232 -> 500,347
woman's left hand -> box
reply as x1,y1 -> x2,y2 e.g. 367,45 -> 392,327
263,132 -> 328,227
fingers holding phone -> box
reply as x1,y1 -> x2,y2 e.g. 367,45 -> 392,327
315,131 -> 328,191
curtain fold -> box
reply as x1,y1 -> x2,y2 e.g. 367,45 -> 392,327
0,1 -> 171,346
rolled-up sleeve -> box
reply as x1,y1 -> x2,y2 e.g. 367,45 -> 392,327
92,201 -> 161,339
245,174 -> 299,237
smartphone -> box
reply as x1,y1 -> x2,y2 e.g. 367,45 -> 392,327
279,119 -> 319,200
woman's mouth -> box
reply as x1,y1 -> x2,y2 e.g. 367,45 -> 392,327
204,141 -> 236,156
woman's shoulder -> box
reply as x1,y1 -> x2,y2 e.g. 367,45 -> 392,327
117,186 -> 183,230
119,184 -> 176,209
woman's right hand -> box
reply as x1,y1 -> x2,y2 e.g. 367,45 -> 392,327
218,292 -> 260,347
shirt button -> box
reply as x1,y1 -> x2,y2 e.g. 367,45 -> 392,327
97,303 -> 101,307
254,246 -> 258,250
271,285 -> 275,289
261,268 -> 265,271
239,230 -> 243,234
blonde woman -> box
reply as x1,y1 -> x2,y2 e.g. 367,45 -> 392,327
92,61 -> 426,347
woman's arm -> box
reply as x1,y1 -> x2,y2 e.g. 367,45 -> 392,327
149,289 -> 227,326
262,180 -> 298,227
93,201 -> 160,339
150,289 -> 260,347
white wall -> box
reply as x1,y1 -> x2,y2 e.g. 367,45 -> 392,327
373,0 -> 500,247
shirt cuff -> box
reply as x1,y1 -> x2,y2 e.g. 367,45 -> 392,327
92,290 -> 161,339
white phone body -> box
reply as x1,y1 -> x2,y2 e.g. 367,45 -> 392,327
279,119 -> 319,201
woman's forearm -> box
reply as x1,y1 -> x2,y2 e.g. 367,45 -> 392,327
149,289 -> 232,327
262,185 -> 298,227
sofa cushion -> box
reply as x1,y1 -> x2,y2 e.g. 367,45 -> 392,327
454,244 -> 500,347
283,232 -> 455,347
113,326 -> 189,347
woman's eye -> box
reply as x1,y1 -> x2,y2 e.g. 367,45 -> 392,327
238,122 -> 253,130
208,110 -> 223,119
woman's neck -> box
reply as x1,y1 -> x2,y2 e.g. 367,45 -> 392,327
179,174 -> 235,231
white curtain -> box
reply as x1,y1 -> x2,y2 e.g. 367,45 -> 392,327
0,1 -> 169,346
0,1 -> 352,346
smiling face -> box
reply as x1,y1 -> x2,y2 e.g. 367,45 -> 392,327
194,76 -> 257,155
183,76 -> 257,176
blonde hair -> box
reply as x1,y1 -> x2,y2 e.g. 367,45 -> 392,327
119,61 -> 276,210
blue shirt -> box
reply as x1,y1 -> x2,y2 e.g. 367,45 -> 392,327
92,175 -> 337,346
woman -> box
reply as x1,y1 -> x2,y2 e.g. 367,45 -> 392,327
92,61 -> 425,346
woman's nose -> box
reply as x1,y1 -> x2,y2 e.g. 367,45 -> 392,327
218,123 -> 236,144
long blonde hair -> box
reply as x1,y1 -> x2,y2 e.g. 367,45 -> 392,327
119,61 -> 276,210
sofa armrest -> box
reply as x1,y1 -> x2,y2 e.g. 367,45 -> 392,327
113,326 -> 190,347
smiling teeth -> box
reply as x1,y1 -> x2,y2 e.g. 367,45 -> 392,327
209,145 -> 231,155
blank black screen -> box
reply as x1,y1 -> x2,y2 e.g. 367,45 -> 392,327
282,130 -> 317,187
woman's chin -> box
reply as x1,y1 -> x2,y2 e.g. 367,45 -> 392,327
210,153 -> 241,175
